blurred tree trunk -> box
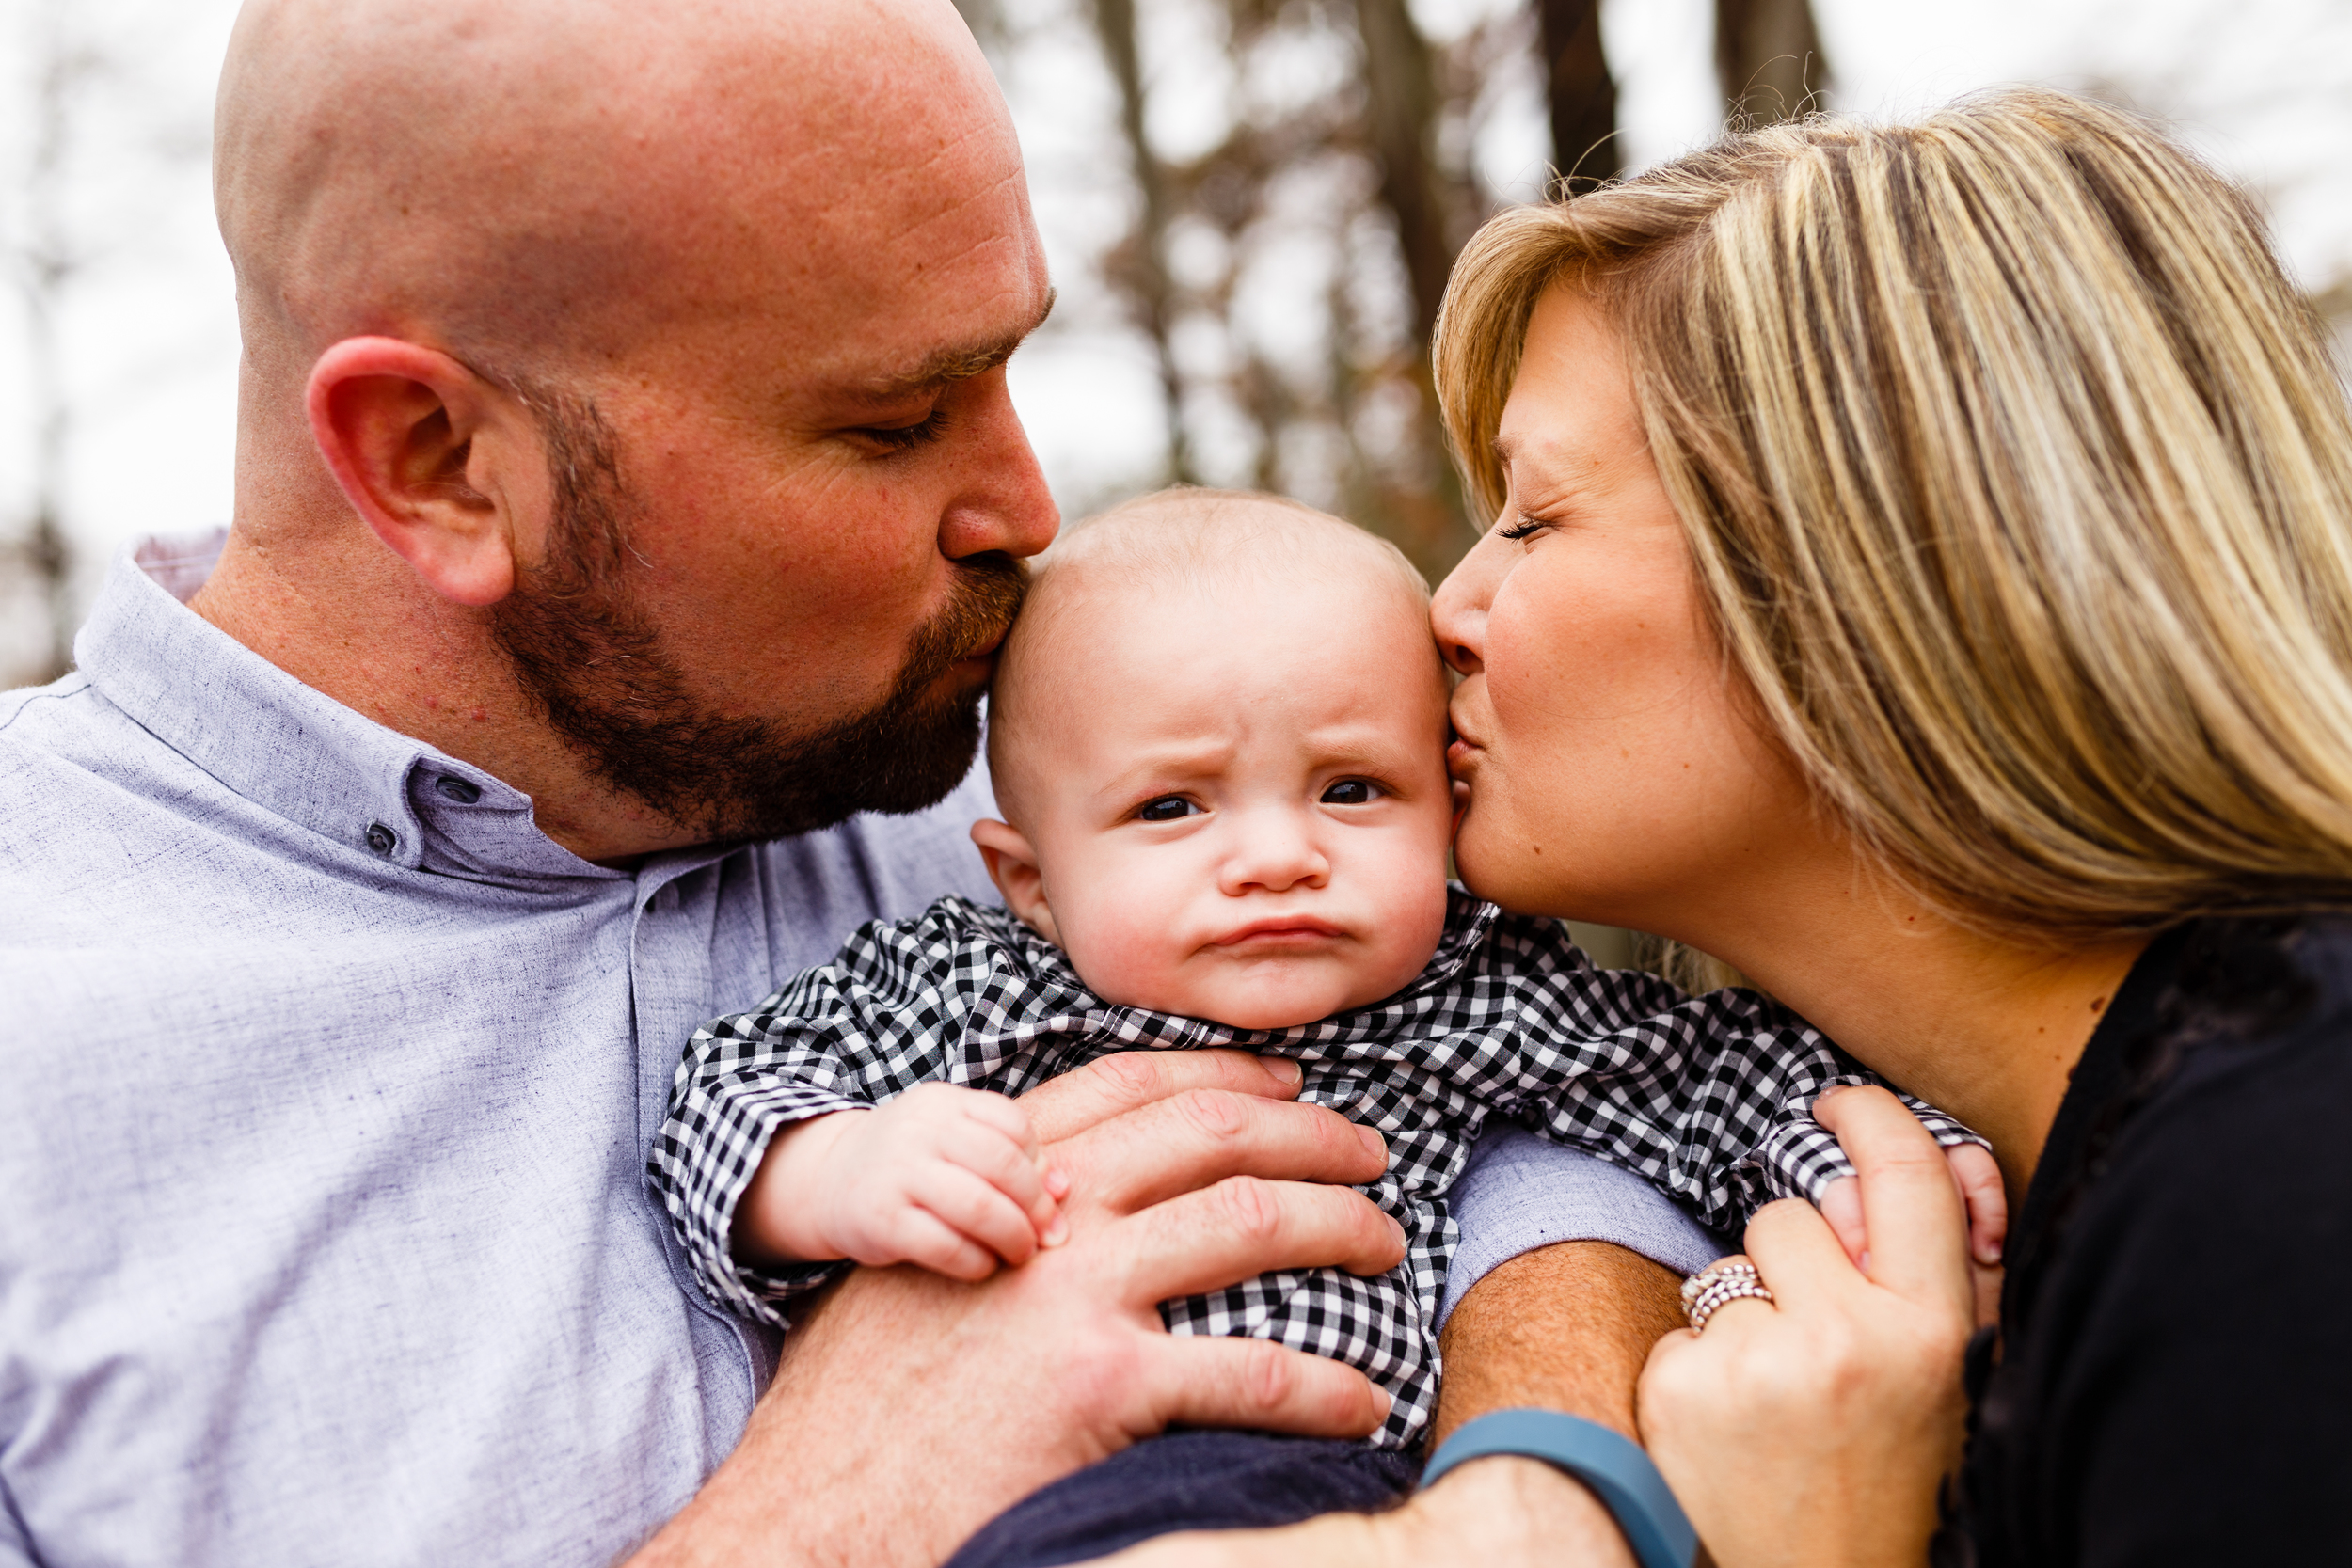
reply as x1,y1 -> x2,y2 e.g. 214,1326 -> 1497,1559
1351,0 -> 1454,350
1350,0 -> 1477,566
1534,0 -> 1618,194
7,4 -> 95,686
1715,0 -> 1830,125
1089,0 -> 1195,483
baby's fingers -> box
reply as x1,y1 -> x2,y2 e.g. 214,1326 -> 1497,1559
911,1163 -> 1048,1269
939,1117 -> 1064,1243
930,1083 -> 1043,1160
1944,1142 -> 2008,1267
1817,1176 -> 1869,1271
878,1206 -> 1001,1283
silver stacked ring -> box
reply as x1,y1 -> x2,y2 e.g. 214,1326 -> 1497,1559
1679,1261 -> 1773,1332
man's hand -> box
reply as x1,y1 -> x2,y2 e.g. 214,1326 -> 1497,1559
628,1049 -> 1406,1568
738,1085 -> 1070,1280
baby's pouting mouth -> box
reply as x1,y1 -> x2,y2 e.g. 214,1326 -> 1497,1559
1211,917 -> 1345,949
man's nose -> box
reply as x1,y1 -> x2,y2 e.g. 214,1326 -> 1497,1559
941,369 -> 1059,563
1217,809 -> 1330,895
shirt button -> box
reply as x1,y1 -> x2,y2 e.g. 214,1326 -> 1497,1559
365,823 -> 399,854
436,775 -> 483,804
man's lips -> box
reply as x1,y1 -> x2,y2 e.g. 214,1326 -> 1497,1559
1212,916 -> 1344,948
948,626 -> 1012,673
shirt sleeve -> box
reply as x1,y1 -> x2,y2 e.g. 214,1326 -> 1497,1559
644,900 -> 990,1325
0,1481 -> 33,1568
1484,920 -> 1985,1233
1438,1125 -> 1728,1328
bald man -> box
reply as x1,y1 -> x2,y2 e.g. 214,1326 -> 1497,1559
0,1 -> 1710,1564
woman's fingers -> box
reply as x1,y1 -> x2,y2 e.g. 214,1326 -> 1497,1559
1116,1175 -> 1404,1307
1144,1332 -> 1390,1440
1019,1050 -> 1304,1145
1816,1177 -> 1869,1269
1057,1086 -> 1387,1213
1811,1085 -> 1972,1313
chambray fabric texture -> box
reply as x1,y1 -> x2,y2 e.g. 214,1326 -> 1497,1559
0,534 -> 1713,1568
0,535 -> 1009,1568
654,895 -> 1979,1449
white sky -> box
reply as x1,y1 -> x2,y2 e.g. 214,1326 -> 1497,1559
2,0 -> 2346,647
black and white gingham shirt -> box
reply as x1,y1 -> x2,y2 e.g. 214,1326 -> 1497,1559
651,888 -> 1976,1449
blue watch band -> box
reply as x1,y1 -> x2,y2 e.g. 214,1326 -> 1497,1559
1419,1408 -> 1698,1568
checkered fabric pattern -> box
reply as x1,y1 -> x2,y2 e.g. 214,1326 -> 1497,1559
650,887 -> 1979,1449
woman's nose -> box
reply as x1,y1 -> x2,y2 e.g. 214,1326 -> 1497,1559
1217,810 -> 1330,895
1430,539 -> 1494,676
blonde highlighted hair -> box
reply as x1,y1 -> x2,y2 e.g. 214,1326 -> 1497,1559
1436,87 -> 2352,940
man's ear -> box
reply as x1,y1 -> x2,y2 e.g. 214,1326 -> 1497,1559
970,818 -> 1060,945
305,336 -> 541,607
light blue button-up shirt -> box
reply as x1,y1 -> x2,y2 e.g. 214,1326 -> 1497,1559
0,533 -> 1711,1567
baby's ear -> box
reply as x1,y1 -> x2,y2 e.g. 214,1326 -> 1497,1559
969,819 -> 1060,944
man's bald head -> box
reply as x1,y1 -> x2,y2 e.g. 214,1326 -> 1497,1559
196,0 -> 1060,861
216,0 -> 1018,385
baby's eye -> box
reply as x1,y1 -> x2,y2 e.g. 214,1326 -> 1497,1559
1320,779 -> 1382,806
1136,796 -> 1200,822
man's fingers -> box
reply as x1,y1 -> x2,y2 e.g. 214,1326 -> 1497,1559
1058,1087 -> 1386,1213
1116,1176 -> 1403,1307
1812,1086 -> 1972,1311
1817,1177 -> 1868,1269
1145,1333 -> 1389,1440
1020,1050 -> 1304,1145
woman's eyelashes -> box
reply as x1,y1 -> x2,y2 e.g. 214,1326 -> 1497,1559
1496,511 -> 1549,541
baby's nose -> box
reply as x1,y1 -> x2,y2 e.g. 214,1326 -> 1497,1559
1218,810 -> 1330,895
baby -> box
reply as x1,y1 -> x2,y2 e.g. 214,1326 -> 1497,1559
650,489 -> 1983,1452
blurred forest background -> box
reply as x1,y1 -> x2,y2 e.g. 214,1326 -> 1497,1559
1,0 -> 2348,696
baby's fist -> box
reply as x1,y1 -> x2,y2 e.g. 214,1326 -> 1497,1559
742,1083 -> 1069,1282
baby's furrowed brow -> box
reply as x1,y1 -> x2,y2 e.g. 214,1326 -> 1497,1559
1091,743 -> 1236,802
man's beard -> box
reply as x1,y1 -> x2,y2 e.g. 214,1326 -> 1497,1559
488,389 -> 1025,845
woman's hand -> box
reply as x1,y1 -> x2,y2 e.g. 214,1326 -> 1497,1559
1638,1086 -> 1976,1568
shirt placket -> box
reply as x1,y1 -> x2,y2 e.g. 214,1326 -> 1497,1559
627,852 -> 783,1398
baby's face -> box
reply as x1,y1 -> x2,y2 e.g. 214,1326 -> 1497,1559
985,572 -> 1454,1031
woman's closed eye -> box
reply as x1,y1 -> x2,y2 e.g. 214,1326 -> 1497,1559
1136,795 -> 1201,822
1320,779 -> 1384,805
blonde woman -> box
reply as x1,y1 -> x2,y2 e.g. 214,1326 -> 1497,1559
1108,87 -> 2352,1567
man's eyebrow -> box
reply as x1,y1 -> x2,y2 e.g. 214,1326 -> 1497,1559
866,287 -> 1057,397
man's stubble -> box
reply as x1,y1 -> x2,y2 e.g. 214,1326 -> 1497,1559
489,389 -> 1025,845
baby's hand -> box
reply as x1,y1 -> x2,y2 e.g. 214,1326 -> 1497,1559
1819,1139 -> 2007,1326
738,1083 -> 1071,1282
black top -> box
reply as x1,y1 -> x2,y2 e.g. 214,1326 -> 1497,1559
1939,916 -> 2352,1566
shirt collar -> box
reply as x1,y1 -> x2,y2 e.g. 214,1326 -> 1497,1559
76,531 -> 651,887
